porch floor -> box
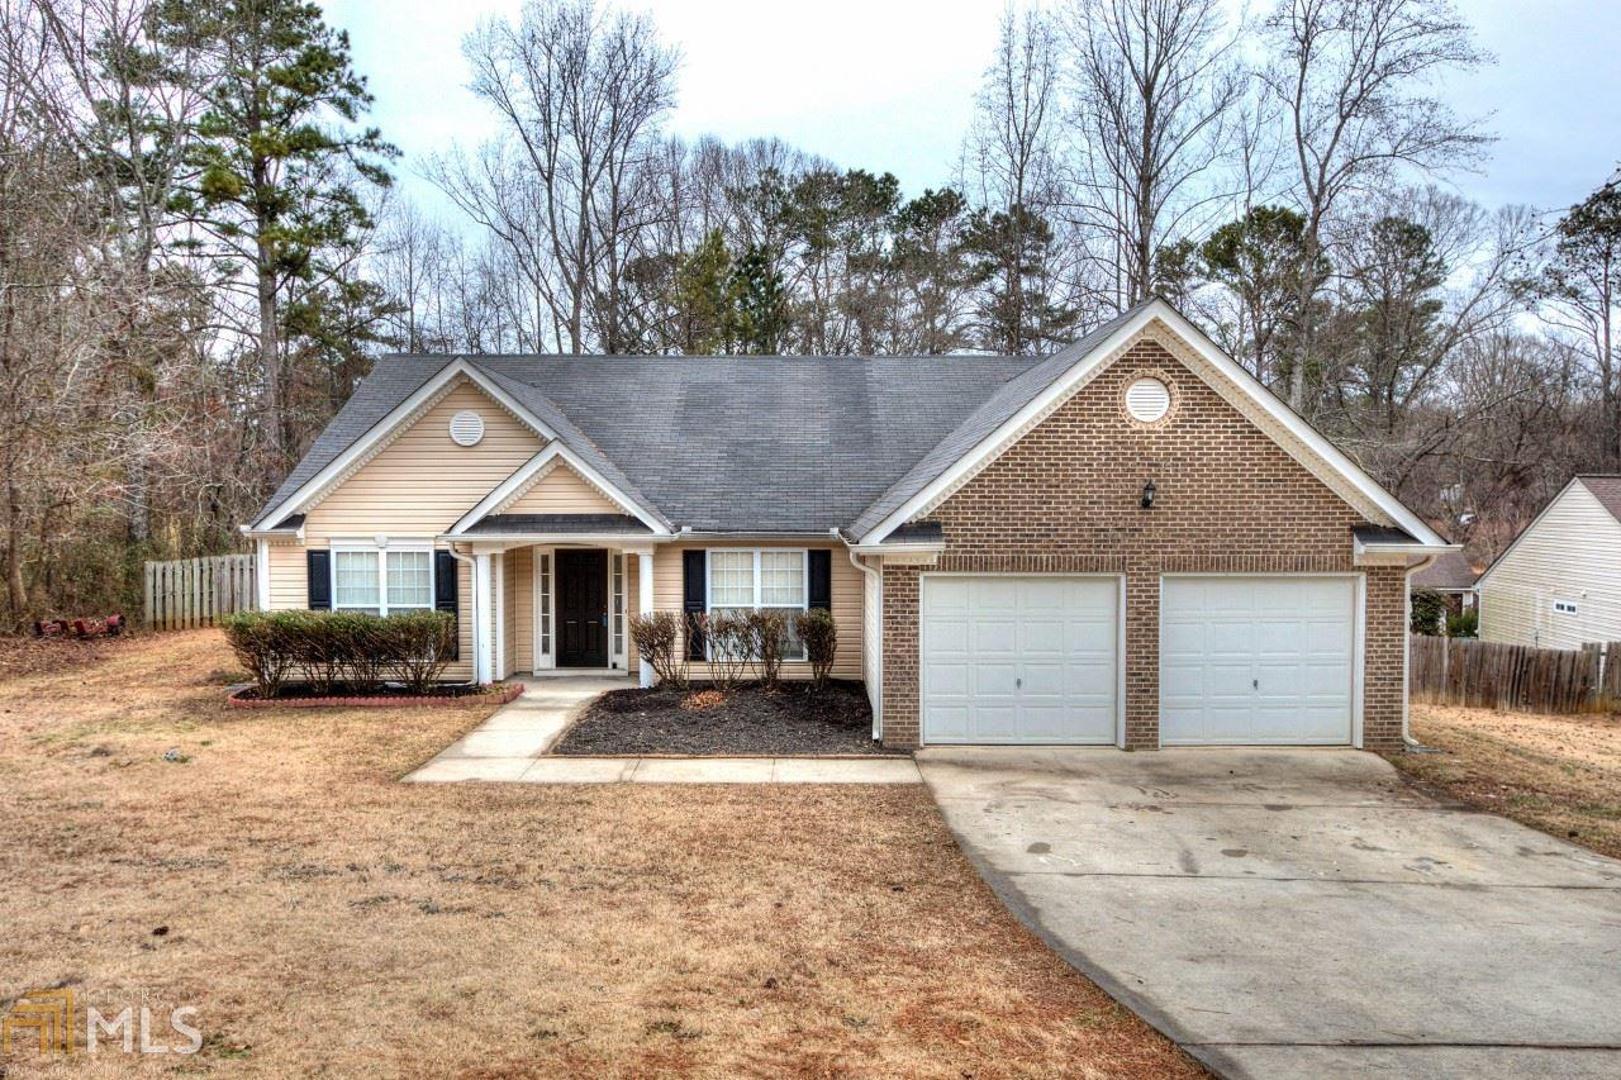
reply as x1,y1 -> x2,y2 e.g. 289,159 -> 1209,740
402,676 -> 921,785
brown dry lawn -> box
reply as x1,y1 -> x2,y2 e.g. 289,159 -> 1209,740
0,630 -> 1199,1078
1399,703 -> 1621,860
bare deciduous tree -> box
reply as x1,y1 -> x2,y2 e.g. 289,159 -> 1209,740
1061,0 -> 1244,308
1261,0 -> 1492,413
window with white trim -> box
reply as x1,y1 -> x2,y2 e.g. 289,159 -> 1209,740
1553,599 -> 1578,615
706,549 -> 808,659
538,552 -> 553,659
331,544 -> 434,616
612,554 -> 625,661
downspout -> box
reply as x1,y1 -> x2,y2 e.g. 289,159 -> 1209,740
448,544 -> 480,685
846,543 -> 883,740
1403,553 -> 1442,752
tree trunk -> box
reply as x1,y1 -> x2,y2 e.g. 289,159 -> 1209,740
258,238 -> 283,469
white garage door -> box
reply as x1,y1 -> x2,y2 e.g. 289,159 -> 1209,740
921,576 -> 1118,745
1160,576 -> 1356,746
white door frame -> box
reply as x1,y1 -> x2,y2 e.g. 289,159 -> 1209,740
918,572 -> 1127,748
1157,572 -> 1365,749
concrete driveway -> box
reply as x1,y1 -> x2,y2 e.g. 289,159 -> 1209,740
918,747 -> 1621,1080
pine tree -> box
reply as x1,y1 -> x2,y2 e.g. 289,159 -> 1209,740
155,0 -> 396,470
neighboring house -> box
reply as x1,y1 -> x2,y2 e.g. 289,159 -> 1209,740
1478,475 -> 1621,649
1410,549 -> 1479,623
245,298 -> 1453,751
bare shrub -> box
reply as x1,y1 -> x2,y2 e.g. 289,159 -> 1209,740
629,610 -> 687,688
794,609 -> 837,690
747,608 -> 790,689
705,610 -> 752,691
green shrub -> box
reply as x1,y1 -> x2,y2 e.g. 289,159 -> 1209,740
1410,588 -> 1445,635
1446,607 -> 1479,639
221,609 -> 459,697
221,611 -> 294,699
379,610 -> 458,693
794,608 -> 837,690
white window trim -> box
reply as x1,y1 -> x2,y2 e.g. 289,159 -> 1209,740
1553,599 -> 1579,615
329,540 -> 436,616
705,548 -> 810,662
533,548 -> 554,671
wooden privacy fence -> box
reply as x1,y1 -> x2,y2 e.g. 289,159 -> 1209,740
1409,635 -> 1621,714
144,554 -> 258,630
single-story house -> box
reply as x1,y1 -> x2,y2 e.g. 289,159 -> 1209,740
1478,475 -> 1621,649
244,298 -> 1453,751
1410,549 -> 1479,622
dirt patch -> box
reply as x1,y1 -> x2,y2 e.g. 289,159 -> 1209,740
0,630 -> 1200,1078
1396,704 -> 1621,860
556,680 -> 901,756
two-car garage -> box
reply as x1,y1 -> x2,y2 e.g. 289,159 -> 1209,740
919,574 -> 1359,747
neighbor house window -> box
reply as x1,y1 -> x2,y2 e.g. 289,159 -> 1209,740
1553,599 -> 1578,615
332,544 -> 434,616
706,549 -> 808,659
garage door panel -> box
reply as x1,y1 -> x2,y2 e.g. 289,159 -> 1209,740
1162,576 -> 1354,747
922,576 -> 1119,745
1019,617 -> 1068,654
973,618 -> 1019,654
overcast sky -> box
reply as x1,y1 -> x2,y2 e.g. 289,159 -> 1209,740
324,0 -> 1620,225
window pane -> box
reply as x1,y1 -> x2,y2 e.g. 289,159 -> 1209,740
710,551 -> 755,607
334,550 -> 379,608
760,551 -> 804,606
387,550 -> 432,608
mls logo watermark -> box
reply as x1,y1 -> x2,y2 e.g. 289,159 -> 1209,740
2,988 -> 201,1057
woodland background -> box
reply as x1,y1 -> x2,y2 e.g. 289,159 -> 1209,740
1,0 -> 1616,628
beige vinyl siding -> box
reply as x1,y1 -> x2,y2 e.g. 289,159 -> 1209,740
500,553 -> 515,677
300,382 -> 543,540
510,547 -> 534,673
503,463 -> 620,515
266,542 -> 306,609
636,541 -> 863,682
261,379 -> 540,682
1479,480 -> 1621,649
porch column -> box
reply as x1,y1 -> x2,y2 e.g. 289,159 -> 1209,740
637,550 -> 654,688
474,552 -> 494,684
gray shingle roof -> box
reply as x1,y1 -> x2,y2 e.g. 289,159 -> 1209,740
467,353 -> 1041,533
1578,475 -> 1621,523
256,302 -> 1168,536
462,514 -> 651,536
1411,549 -> 1479,590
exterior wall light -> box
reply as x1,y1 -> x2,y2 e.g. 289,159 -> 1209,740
1141,479 -> 1157,510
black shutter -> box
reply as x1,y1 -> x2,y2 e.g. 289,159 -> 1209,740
306,549 -> 331,610
434,550 -> 460,660
808,549 -> 832,611
683,549 -> 707,660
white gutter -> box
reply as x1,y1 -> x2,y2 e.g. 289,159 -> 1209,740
447,544 -> 480,685
1402,552 -> 1443,751
846,545 -> 884,740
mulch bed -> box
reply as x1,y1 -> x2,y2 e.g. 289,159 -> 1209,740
228,682 -> 524,709
555,680 -> 900,756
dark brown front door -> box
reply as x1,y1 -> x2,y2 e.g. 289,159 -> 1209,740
556,548 -> 608,668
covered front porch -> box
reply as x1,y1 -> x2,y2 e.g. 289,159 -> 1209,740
452,514 -> 658,687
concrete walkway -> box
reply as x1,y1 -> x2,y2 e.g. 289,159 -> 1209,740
919,746 -> 1621,1080
403,676 -> 920,784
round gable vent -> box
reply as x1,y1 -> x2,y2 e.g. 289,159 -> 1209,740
449,410 -> 485,447
1125,376 -> 1171,423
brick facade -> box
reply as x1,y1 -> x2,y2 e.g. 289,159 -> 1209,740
880,328 -> 1408,752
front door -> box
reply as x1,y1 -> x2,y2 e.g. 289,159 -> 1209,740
555,548 -> 609,668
